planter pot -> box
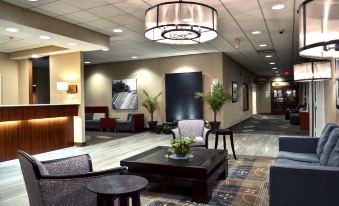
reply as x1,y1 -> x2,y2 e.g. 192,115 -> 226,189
163,130 -> 172,134
148,121 -> 158,132
174,148 -> 190,157
210,121 -> 221,130
154,125 -> 162,134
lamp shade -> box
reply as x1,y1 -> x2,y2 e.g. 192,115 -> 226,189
293,61 -> 332,81
56,82 -> 69,91
298,0 -> 339,58
145,1 -> 218,44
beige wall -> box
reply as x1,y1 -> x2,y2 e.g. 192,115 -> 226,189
258,81 -> 271,114
0,53 -> 19,104
50,52 -> 85,143
324,59 -> 339,124
85,53 -> 225,126
17,59 -> 29,104
222,54 -> 254,128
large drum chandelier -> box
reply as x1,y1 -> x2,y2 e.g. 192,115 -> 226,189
298,0 -> 339,58
145,1 -> 218,44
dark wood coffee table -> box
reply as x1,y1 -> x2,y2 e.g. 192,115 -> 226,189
120,146 -> 228,203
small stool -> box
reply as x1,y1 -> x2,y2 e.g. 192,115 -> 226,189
214,129 -> 237,160
87,175 -> 148,206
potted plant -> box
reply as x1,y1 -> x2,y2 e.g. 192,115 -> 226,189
170,137 -> 196,157
162,123 -> 173,134
142,90 -> 162,131
154,125 -> 162,134
195,82 -> 232,130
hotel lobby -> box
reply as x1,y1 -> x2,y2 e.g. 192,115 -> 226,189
0,0 -> 339,206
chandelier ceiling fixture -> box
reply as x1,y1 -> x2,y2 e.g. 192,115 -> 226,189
144,0 -> 218,44
298,0 -> 339,58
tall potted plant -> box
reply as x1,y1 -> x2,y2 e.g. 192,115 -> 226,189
142,90 -> 162,131
195,82 -> 232,130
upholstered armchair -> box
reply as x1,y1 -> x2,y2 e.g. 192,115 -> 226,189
116,113 -> 144,132
18,151 -> 127,206
171,119 -> 210,148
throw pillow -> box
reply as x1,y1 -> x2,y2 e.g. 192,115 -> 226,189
316,123 -> 338,158
85,113 -> 93,120
93,113 -> 105,120
320,128 -> 339,166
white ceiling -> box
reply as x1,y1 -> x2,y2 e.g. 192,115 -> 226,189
1,0 -> 305,76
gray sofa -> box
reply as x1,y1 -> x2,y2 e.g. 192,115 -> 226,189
270,123 -> 339,206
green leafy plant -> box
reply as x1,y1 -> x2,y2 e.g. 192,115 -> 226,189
194,82 -> 232,122
162,123 -> 173,134
141,90 -> 162,122
169,136 -> 196,157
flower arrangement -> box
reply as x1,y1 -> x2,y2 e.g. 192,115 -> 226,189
166,136 -> 196,159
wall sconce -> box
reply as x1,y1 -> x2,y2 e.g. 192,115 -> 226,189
67,85 -> 78,94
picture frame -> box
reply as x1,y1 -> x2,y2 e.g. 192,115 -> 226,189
112,79 -> 138,110
336,59 -> 339,109
232,81 -> 238,103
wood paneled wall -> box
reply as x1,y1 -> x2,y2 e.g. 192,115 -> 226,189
0,105 -> 78,161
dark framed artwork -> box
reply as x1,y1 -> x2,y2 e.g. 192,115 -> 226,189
243,83 -> 249,111
336,59 -> 339,109
112,79 -> 138,110
232,81 -> 238,103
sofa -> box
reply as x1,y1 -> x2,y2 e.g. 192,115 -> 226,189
270,123 -> 339,206
116,113 -> 144,132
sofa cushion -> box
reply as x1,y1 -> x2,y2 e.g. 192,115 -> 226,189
327,139 -> 339,167
320,128 -> 339,166
275,158 -> 320,166
93,113 -> 105,120
316,123 -> 338,158
277,151 -> 319,163
190,136 -> 205,146
178,120 -> 204,137
85,113 -> 93,120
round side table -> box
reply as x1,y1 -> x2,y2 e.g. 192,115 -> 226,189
87,175 -> 148,206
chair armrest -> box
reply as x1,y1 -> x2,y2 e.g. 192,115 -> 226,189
279,137 -> 319,154
41,154 -> 93,175
38,166 -> 127,206
171,127 -> 180,139
270,163 -> 339,206
203,127 -> 210,148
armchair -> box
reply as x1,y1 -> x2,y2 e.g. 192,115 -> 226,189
171,119 -> 210,148
116,113 -> 144,132
18,151 -> 127,206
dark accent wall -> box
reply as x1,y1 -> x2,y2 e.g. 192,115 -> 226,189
165,72 -> 203,122
32,57 -> 50,104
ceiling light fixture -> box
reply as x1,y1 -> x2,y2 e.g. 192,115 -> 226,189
270,62 -> 276,65
131,56 -> 138,59
84,61 -> 91,64
28,0 -> 39,1
272,67 -> 277,70
102,48 -> 109,51
113,28 -> 123,33
298,0 -> 339,58
259,44 -> 267,47
5,28 -> 19,33
272,4 -> 285,10
68,42 -> 77,46
145,1 -> 218,44
252,31 -> 261,35
265,55 -> 272,58
31,54 -> 39,58
39,35 -> 50,40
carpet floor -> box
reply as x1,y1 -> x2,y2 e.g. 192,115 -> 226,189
85,131 -> 137,145
141,155 -> 273,206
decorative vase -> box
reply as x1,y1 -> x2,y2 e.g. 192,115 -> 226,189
210,121 -> 221,130
148,121 -> 158,132
174,147 -> 190,157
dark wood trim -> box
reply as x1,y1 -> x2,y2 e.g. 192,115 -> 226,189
74,142 -> 87,147
28,59 -> 33,104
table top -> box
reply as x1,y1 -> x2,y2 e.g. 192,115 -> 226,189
120,146 -> 227,175
87,175 -> 148,195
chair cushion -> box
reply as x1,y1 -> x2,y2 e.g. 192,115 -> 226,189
178,120 -> 204,137
316,123 -> 338,158
190,136 -> 205,146
85,113 -> 93,120
277,151 -> 319,163
275,158 -> 321,166
320,128 -> 339,166
93,113 -> 105,120
327,139 -> 339,167
32,157 -> 49,175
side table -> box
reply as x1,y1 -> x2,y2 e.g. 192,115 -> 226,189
87,175 -> 148,206
214,129 -> 237,160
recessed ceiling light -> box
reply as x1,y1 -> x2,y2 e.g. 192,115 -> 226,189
113,28 -> 123,33
131,56 -> 138,59
84,61 -> 91,64
102,48 -> 109,51
31,54 -> 39,58
270,62 -> 276,65
272,67 -> 277,70
272,4 -> 285,10
28,0 -> 39,2
259,44 -> 267,47
5,28 -> 19,33
68,42 -> 77,46
265,55 -> 272,58
252,31 -> 261,35
39,35 -> 50,40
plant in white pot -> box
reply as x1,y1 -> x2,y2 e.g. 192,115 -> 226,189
142,90 -> 162,131
195,82 -> 232,130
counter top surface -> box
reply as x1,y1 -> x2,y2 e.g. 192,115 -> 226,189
0,104 -> 79,108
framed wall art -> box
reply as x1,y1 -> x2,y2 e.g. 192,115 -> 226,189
112,79 -> 138,110
336,59 -> 339,109
232,81 -> 238,103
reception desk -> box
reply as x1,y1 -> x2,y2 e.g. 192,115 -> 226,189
0,104 -> 78,161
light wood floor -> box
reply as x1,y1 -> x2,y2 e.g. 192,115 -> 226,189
0,131 -> 280,206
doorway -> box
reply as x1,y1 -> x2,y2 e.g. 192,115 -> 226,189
271,82 -> 298,114
32,57 -> 50,104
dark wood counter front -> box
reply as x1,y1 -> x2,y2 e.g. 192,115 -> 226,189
0,104 -> 78,161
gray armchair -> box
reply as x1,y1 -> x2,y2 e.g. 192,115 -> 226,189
171,119 -> 210,148
269,123 -> 339,206
116,113 -> 144,132
18,151 -> 127,206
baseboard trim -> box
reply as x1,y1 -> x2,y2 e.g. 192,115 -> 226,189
74,142 -> 86,147
229,115 -> 254,130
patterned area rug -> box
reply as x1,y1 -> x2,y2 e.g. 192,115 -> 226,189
141,155 -> 273,206
85,131 -> 136,145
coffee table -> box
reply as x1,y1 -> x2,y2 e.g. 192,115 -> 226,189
120,146 -> 227,203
